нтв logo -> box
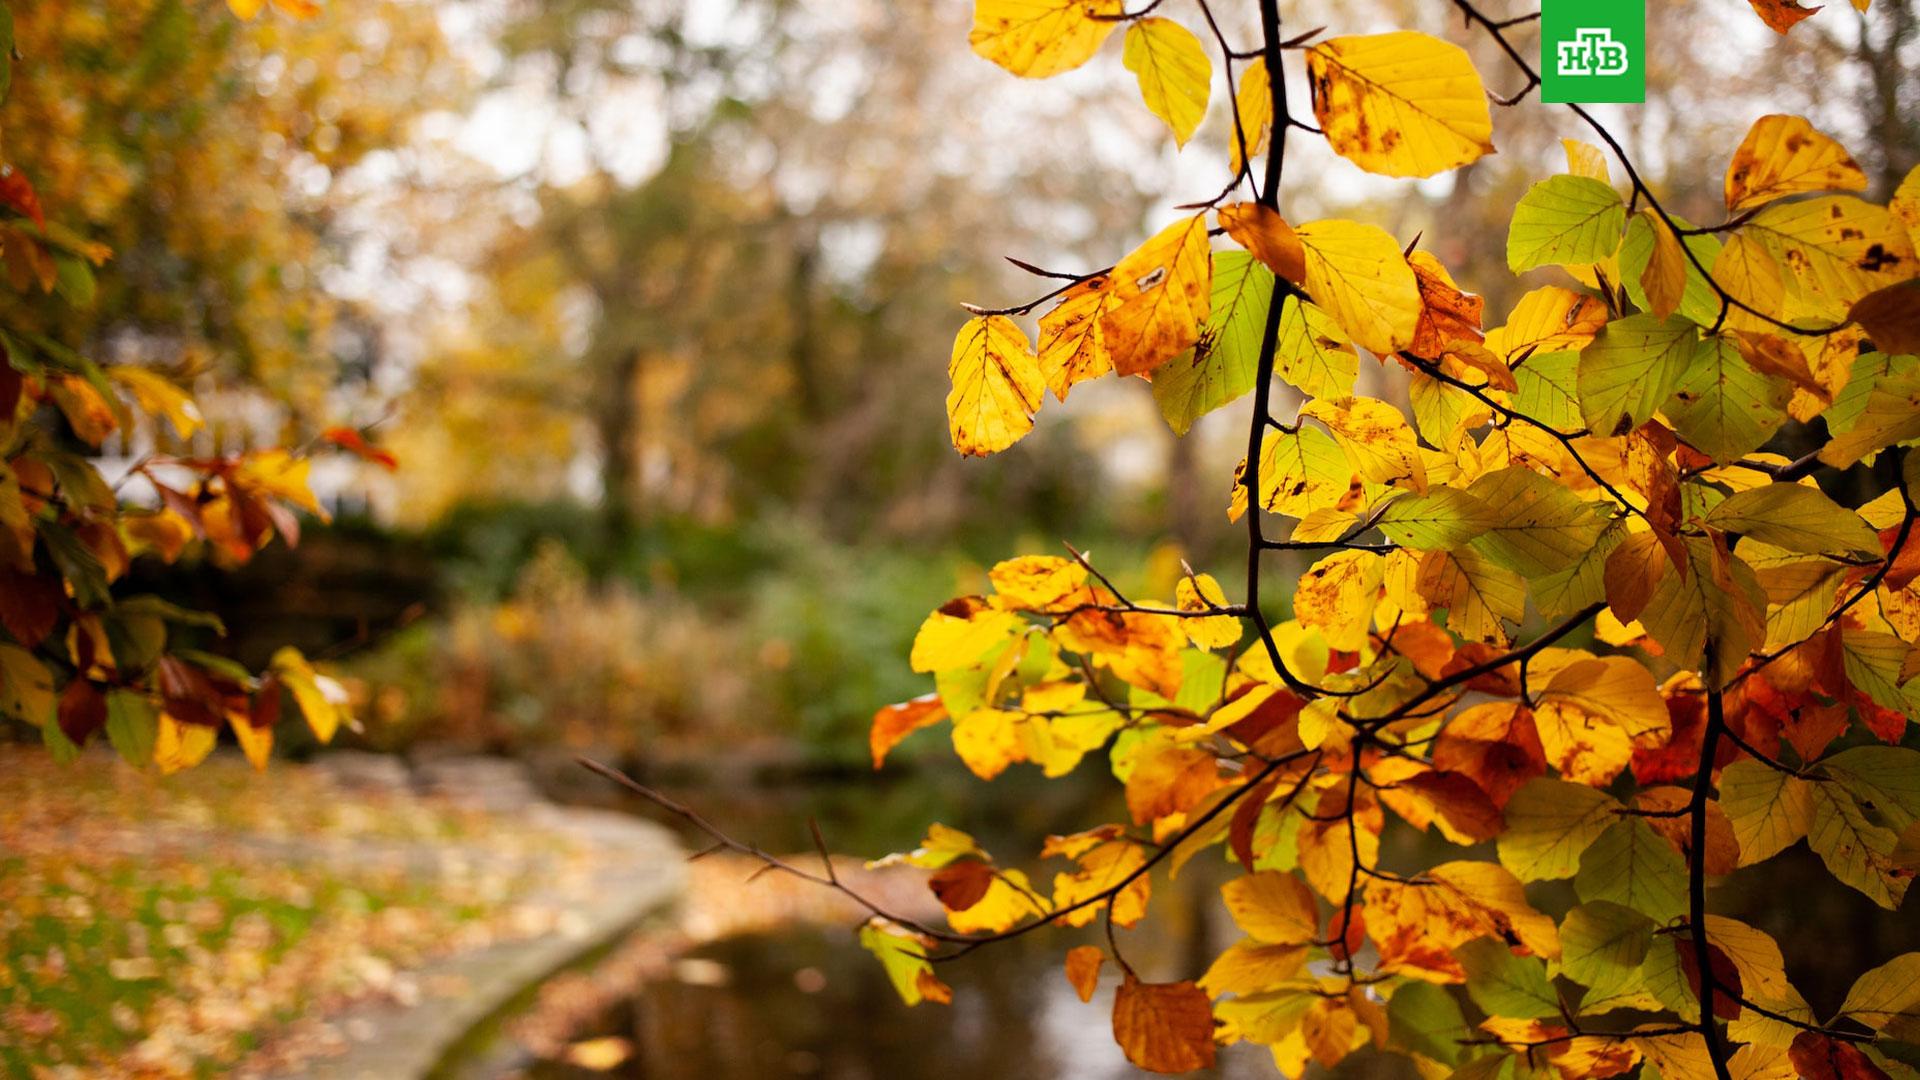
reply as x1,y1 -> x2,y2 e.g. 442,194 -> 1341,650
1540,0 -> 1646,104
1557,29 -> 1631,77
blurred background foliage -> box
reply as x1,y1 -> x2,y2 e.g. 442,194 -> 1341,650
6,0 -> 1913,768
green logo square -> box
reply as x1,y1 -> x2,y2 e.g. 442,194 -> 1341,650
1540,0 -> 1646,104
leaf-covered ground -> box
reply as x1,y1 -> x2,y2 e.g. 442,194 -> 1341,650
0,748 -> 602,1078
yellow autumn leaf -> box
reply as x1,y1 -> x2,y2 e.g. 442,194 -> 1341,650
1892,163 -> 1920,235
1122,18 -> 1211,148
227,0 -> 267,16
1037,274 -> 1113,401
227,709 -> 273,771
1563,138 -> 1611,183
1230,60 -> 1272,174
235,449 -> 326,518
1638,210 -> 1687,320
1713,233 -> 1788,333
1300,396 -> 1428,491
910,596 -> 1022,673
1221,870 -> 1320,945
270,646 -> 346,744
988,555 -> 1088,611
1724,114 -> 1868,211
153,713 -> 217,775
110,366 -> 203,439
1305,31 -> 1494,179
1295,550 -> 1385,652
1532,656 -> 1669,786
947,315 -> 1044,456
968,0 -> 1124,79
946,866 -> 1048,933
1100,214 -> 1212,376
1293,219 -> 1420,356
1482,286 -> 1609,363
1744,195 -> 1915,319
1176,572 -> 1240,649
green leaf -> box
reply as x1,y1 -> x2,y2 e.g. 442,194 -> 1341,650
0,644 -> 55,728
858,920 -> 946,1006
1826,352 -> 1912,435
1664,336 -> 1791,465
1617,214 -> 1724,327
1806,780 -> 1909,910
1577,314 -> 1698,438
1703,482 -> 1881,556
1717,759 -> 1812,866
1574,818 -> 1688,925
1466,467 -> 1610,578
117,595 -> 229,634
53,255 -> 97,309
1457,936 -> 1561,1020
1512,351 -> 1582,433
1638,535 -> 1767,684
1376,488 -> 1495,550
1154,252 -> 1272,436
35,519 -> 112,609
1273,294 -> 1357,401
1258,424 -> 1353,518
1838,631 -> 1920,718
1388,981 -> 1472,1066
105,690 -> 159,769
1532,518 -> 1626,617
1508,175 -> 1627,272
43,715 -> 81,764
1820,746 -> 1920,828
1639,935 -> 1704,1022
1820,365 -> 1920,469
1497,778 -> 1619,881
1409,370 -> 1484,445
1559,901 -> 1660,1014
1755,557 -> 1847,648
1840,953 -> 1920,1041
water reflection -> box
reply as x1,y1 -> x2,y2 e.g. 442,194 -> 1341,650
523,926 -> 1298,1080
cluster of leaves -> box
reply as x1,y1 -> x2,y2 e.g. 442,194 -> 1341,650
0,0 -> 393,770
857,0 -> 1920,1077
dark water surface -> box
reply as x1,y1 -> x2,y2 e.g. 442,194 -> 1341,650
474,760 -> 1920,1080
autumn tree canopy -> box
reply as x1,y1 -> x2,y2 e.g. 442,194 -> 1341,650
599,0 -> 1920,1076
0,0 -> 413,771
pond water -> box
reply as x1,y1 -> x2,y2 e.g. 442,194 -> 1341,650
455,760 -> 1920,1080
458,762 -> 1332,1078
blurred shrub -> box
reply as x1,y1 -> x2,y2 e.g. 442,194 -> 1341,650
344,522 -> 978,762
349,540 -> 767,757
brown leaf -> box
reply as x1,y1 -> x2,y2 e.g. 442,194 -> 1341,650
1112,976 -> 1216,1074
1635,788 -> 1741,873
1789,1032 -> 1892,1080
57,679 -> 107,746
0,568 -> 62,649
1848,280 -> 1920,357
1406,251 -> 1486,361
1433,702 -> 1547,809
928,860 -> 995,913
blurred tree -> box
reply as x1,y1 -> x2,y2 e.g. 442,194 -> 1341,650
392,0 -> 1162,545
0,0 -> 461,432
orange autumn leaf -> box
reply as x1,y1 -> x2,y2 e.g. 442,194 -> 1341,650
1112,976 -> 1216,1074
1064,945 -> 1104,1003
